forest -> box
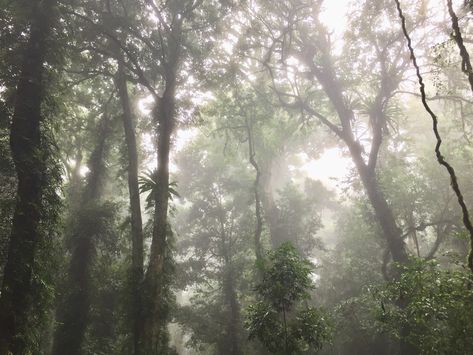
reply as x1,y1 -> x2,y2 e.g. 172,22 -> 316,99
2,0 -> 473,354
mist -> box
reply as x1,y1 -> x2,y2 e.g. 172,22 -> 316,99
1,0 -> 473,354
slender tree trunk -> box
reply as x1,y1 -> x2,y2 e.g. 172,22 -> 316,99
222,262 -> 242,355
217,199 -> 242,355
141,68 -> 177,353
259,160 -> 286,248
222,250 -> 242,355
408,211 -> 421,258
0,1 -> 57,353
115,58 -> 144,355
245,117 -> 264,266
51,113 -> 112,355
351,146 -> 416,355
308,58 -> 410,265
447,0 -> 473,93
282,303 -> 288,355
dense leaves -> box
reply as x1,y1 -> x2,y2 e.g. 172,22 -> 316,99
2,0 -> 473,354
246,243 -> 331,354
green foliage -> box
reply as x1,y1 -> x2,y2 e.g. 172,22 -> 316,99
246,243 -> 331,354
328,259 -> 473,355
372,259 -> 473,354
139,170 -> 180,211
256,242 -> 314,311
246,302 -> 283,352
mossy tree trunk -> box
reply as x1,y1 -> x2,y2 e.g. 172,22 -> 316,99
0,1 -> 57,353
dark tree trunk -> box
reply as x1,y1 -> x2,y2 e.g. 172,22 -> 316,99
141,65 -> 177,353
217,199 -> 242,355
245,117 -> 264,266
51,113 -> 112,355
349,146 -> 409,264
115,59 -> 144,355
222,264 -> 243,355
0,1 -> 57,353
51,226 -> 95,355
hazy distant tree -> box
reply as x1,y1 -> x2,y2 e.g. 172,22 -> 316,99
174,136 -> 254,354
52,94 -> 117,355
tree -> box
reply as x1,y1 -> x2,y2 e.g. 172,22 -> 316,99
114,43 -> 144,355
0,1 -> 60,353
174,135 -> 254,354
52,95 -> 117,355
246,242 -> 330,354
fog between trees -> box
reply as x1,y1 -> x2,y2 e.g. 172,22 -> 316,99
1,0 -> 473,354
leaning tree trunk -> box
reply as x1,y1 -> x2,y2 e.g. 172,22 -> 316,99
301,37 -> 415,353
115,57 -> 144,355
348,144 -> 409,264
308,56 -> 410,266
0,1 -> 57,353
51,113 -> 112,355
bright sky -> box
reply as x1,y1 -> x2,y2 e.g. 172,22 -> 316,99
137,0 -> 464,192
320,0 -> 350,35
297,149 -> 352,191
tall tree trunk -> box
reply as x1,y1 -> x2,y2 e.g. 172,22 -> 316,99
115,58 -> 144,355
307,55 -> 410,266
222,263 -> 242,355
141,67 -> 177,353
259,159 -> 286,248
217,198 -> 242,355
302,34 -> 415,354
0,1 -> 57,353
51,113 -> 112,355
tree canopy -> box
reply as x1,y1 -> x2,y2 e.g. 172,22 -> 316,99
2,0 -> 473,354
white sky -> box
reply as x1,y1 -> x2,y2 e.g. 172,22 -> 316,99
320,0 -> 350,35
298,149 -> 352,190
137,0 -> 465,192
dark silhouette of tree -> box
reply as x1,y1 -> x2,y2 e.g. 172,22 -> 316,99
0,1 -> 59,353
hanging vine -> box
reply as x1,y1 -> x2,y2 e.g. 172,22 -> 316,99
394,0 -> 473,272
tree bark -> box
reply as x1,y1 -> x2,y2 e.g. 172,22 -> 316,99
115,57 -> 144,355
222,263 -> 243,355
0,1 -> 57,353
349,147 -> 409,264
217,196 -> 242,355
51,112 -> 112,355
245,117 -> 264,266
141,62 -> 177,353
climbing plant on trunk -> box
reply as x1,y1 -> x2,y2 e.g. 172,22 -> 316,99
0,1 -> 59,353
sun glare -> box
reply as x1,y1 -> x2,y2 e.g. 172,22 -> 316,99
298,149 -> 352,190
